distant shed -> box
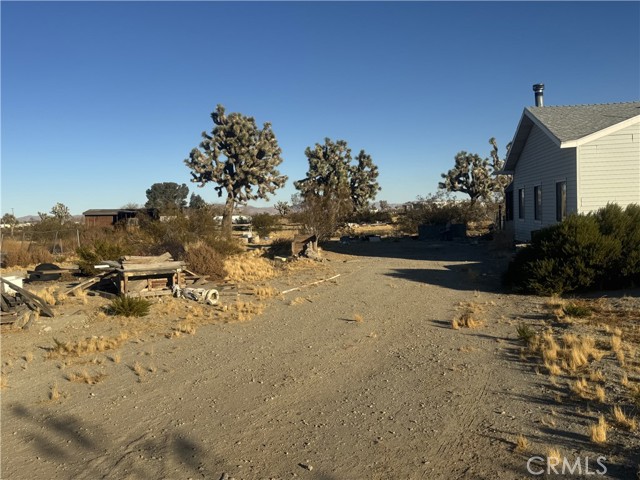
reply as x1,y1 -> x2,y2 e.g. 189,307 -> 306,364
83,209 -> 141,227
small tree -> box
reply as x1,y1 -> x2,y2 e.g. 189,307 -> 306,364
251,213 -> 278,238
274,201 -> 291,217
294,138 -> 380,241
439,138 -> 510,204
185,105 -> 287,237
145,182 -> 189,213
1,213 -> 18,236
50,202 -> 71,224
189,193 -> 207,210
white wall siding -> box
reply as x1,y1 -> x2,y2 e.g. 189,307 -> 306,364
578,122 -> 640,213
512,125 -> 576,242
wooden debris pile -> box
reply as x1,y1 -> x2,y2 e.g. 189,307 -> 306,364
1,277 -> 54,324
65,252 -> 210,299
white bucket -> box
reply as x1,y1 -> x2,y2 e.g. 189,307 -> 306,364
1,275 -> 24,295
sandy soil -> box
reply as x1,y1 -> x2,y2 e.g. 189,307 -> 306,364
1,239 -> 638,479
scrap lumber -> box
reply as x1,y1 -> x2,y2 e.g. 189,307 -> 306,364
281,274 -> 341,295
64,270 -> 117,295
120,253 -> 172,264
0,277 -> 54,318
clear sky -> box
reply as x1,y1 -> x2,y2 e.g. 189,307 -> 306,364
2,1 -> 639,218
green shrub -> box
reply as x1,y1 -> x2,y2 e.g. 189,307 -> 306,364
562,303 -> 591,318
516,323 -> 536,345
251,213 -> 279,238
77,239 -> 132,275
108,296 -> 151,317
505,204 -> 640,295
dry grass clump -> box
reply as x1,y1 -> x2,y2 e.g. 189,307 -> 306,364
131,361 -> 144,377
71,288 -> 88,304
49,382 -> 61,401
168,322 -> 196,338
107,296 -> 151,317
229,301 -> 265,322
34,286 -> 58,306
546,447 -> 562,465
225,251 -> 277,283
289,297 -> 306,306
545,296 -> 566,318
589,415 -> 608,443
46,332 -> 129,359
613,406 -> 638,431
67,370 -> 107,385
452,303 -> 482,329
253,286 -> 278,299
353,313 -> 364,323
514,434 -> 530,453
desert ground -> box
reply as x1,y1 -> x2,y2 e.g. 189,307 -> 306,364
1,239 -> 639,479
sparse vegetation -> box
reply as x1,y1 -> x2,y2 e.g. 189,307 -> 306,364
46,333 -> 129,359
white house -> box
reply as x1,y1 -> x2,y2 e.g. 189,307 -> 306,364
502,85 -> 640,242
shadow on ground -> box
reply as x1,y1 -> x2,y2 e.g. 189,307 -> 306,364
324,238 -> 513,293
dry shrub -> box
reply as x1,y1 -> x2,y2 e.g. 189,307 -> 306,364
452,311 -> 480,329
46,332 -> 129,359
174,322 -> 196,335
131,362 -> 143,377
589,415 -> 608,443
594,385 -> 606,403
34,286 -> 57,306
230,301 -> 265,322
514,434 -> 530,453
184,242 -> 227,281
353,313 -> 364,323
613,406 -> 638,431
1,239 -> 53,267
49,382 -> 61,401
546,448 -> 562,465
225,251 -> 277,283
289,297 -> 306,306
72,288 -> 88,304
67,370 -> 106,385
253,286 -> 278,299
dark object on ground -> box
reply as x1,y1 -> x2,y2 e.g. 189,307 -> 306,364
29,263 -> 62,281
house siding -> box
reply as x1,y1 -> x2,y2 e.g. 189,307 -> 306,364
512,125 -> 577,242
577,123 -> 640,213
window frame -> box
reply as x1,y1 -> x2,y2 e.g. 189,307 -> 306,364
534,185 -> 542,221
518,188 -> 525,220
556,181 -> 567,222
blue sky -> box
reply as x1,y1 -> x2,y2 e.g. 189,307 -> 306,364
2,1 -> 639,218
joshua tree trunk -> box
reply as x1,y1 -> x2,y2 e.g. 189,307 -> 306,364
221,194 -> 235,238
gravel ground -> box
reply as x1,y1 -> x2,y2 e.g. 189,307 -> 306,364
1,239 -> 638,479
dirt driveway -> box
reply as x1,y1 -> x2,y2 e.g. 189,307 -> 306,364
1,239 -> 636,479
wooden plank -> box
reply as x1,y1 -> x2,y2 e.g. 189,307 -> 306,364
0,277 -> 54,317
64,271 -> 117,295
119,261 -> 185,272
120,253 -> 172,264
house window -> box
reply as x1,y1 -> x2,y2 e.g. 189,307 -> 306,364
556,181 -> 567,221
505,190 -> 514,221
534,186 -> 542,221
518,188 -> 525,219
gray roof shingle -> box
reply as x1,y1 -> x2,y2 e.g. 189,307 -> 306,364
503,101 -> 640,172
526,101 -> 640,143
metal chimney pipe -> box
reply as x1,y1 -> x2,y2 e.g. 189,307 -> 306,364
533,83 -> 544,107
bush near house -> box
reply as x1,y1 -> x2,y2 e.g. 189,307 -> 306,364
505,204 -> 640,295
